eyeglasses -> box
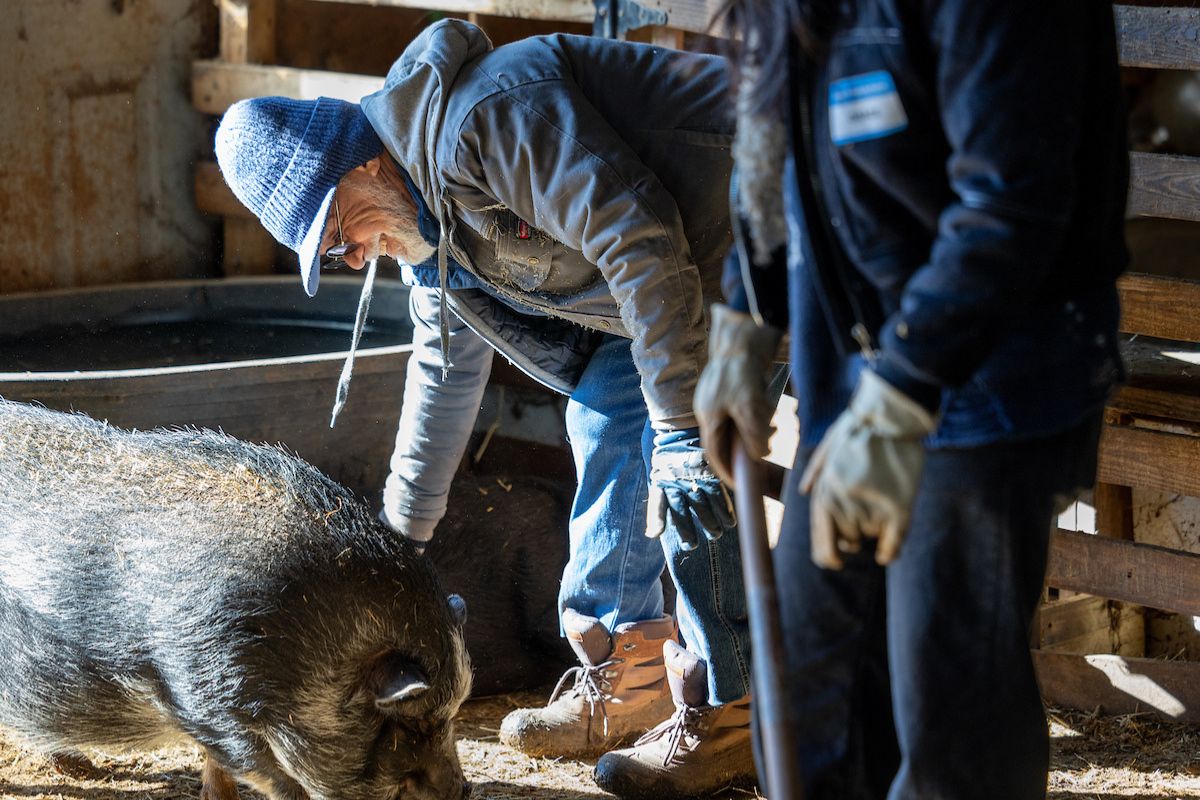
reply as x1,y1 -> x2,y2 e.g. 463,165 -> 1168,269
320,197 -> 360,269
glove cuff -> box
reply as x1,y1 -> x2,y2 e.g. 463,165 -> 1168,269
380,510 -> 439,544
709,303 -> 784,365
851,370 -> 938,436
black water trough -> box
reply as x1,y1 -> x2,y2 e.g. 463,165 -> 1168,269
0,276 -> 414,500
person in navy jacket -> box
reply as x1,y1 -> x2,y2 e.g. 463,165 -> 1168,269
696,1 -> 1128,796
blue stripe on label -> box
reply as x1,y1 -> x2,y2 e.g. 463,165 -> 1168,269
828,69 -> 908,146
829,71 -> 896,105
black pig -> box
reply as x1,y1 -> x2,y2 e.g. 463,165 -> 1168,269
0,400 -> 472,800
426,476 -> 575,695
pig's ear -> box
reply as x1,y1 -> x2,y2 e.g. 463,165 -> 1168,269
448,594 -> 467,627
372,654 -> 431,708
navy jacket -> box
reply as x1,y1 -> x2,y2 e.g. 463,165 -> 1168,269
727,0 -> 1129,447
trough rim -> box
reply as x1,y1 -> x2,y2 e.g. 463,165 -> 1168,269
0,275 -> 415,382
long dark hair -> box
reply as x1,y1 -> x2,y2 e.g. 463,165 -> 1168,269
718,0 -> 840,114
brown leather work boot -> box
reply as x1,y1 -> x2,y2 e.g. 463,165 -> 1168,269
592,640 -> 756,799
498,609 -> 677,758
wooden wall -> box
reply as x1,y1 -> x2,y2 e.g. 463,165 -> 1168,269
0,0 -> 219,294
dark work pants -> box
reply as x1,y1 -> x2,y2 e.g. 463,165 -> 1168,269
774,412 -> 1102,800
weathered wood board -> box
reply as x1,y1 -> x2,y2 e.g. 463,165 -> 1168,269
1038,594 -> 1144,657
1035,650 -> 1200,722
1116,5 -> 1200,71
1098,423 -> 1200,498
1128,152 -> 1200,224
1046,529 -> 1200,618
193,61 -> 386,115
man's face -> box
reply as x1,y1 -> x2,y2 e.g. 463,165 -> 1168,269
317,157 -> 432,270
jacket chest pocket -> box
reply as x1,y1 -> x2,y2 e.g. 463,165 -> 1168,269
491,210 -> 555,291
820,28 -> 938,266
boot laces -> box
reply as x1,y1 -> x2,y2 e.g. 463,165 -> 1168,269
547,658 -> 622,739
633,703 -> 708,767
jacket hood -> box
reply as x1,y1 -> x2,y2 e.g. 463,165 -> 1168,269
360,19 -> 493,217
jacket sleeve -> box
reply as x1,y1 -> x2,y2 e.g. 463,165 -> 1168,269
723,171 -> 791,330
446,80 -> 708,429
382,286 -> 493,525
873,0 -> 1107,403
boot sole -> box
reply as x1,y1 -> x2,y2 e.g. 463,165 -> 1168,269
498,731 -> 639,760
592,758 -> 757,799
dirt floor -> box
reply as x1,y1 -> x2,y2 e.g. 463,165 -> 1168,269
1,694 -> 1198,799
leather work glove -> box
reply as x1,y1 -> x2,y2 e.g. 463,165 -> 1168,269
646,427 -> 737,551
695,303 -> 785,486
800,369 -> 937,569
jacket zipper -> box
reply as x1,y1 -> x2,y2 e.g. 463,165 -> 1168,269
795,52 -> 878,363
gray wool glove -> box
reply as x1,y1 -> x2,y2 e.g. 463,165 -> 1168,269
694,303 -> 785,486
800,369 -> 937,569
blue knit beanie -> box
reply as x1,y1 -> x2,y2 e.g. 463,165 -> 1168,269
215,96 -> 384,296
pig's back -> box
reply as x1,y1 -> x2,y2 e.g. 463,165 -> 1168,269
0,399 -> 388,590
0,401 -> 439,751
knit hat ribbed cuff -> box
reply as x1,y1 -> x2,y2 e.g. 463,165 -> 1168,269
215,96 -> 384,296
298,187 -> 337,297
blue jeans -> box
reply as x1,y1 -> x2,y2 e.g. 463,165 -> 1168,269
560,334 -> 751,706
775,412 -> 1103,800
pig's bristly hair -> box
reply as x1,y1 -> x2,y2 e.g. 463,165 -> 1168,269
0,399 -> 471,799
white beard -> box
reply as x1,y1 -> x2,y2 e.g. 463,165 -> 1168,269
389,232 -> 436,266
358,180 -> 437,266
365,231 -> 434,266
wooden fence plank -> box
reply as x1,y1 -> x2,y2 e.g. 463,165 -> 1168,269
219,0 -> 278,64
1109,385 -> 1200,426
1118,272 -> 1200,342
282,1 -> 1200,48
1115,5 -> 1200,71
213,1 -> 279,274
1093,482 -> 1134,540
303,0 -> 726,33
306,0 -> 592,22
1038,594 -> 1144,657
1034,650 -> 1200,722
1127,152 -> 1200,223
1098,423 -> 1200,498
193,61 -> 385,115
1046,529 -> 1200,617
269,1 -> 1200,54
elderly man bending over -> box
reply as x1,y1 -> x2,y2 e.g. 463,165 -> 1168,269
216,19 -> 764,799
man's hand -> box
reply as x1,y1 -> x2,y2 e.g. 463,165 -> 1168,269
695,304 -> 785,486
646,427 -> 737,550
379,510 -> 438,556
800,370 -> 937,569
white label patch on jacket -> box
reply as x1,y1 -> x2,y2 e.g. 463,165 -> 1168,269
829,70 -> 908,146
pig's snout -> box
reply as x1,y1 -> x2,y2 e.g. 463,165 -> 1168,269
399,762 -> 468,800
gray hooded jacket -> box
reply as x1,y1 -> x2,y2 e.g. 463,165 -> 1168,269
361,20 -> 735,523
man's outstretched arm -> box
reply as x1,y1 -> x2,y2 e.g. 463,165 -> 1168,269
382,286 -> 493,546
